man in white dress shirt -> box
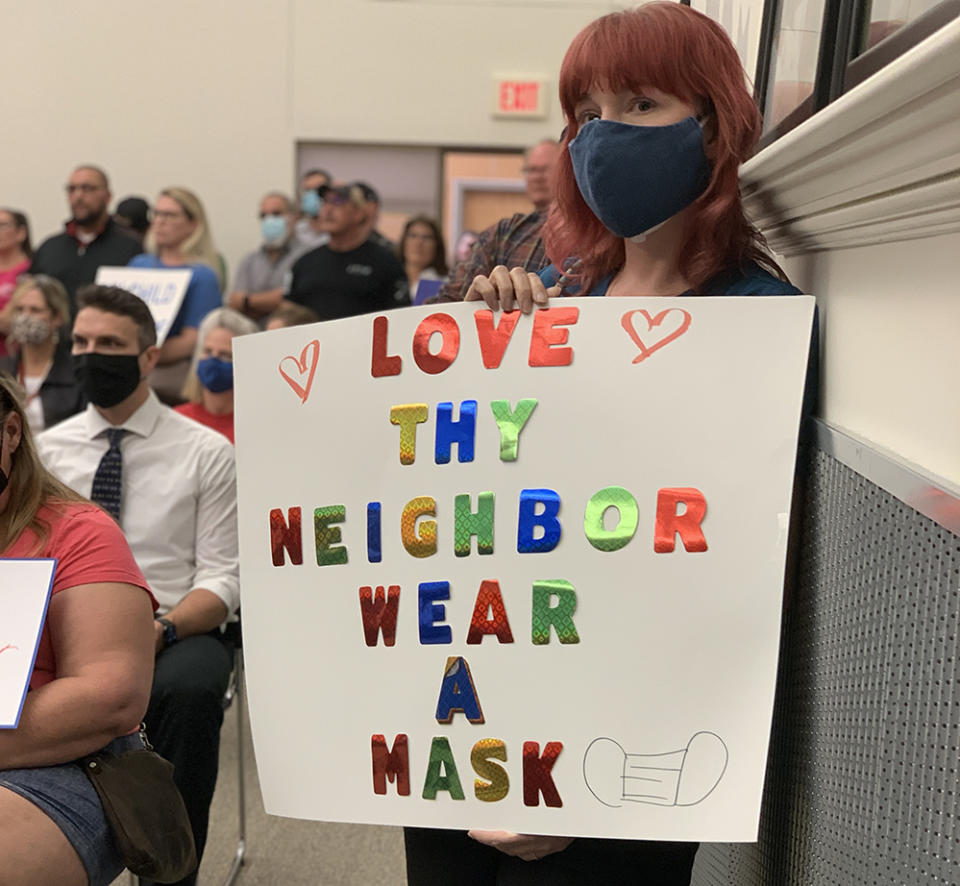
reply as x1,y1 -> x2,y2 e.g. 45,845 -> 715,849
37,284 -> 239,886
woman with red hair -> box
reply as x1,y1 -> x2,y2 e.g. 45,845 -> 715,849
467,1 -> 800,312
410,4 -> 806,885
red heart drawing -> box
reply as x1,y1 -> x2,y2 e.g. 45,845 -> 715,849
278,340 -> 320,403
620,309 -> 692,364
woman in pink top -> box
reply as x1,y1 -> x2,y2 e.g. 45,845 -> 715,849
0,209 -> 33,358
175,307 -> 258,444
0,374 -> 157,886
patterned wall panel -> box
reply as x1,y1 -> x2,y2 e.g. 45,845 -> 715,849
693,447 -> 960,885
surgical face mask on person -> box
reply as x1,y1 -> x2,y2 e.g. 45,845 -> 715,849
72,352 -> 142,408
568,116 -> 711,239
196,356 -> 234,394
10,314 -> 53,346
300,189 -> 321,218
261,214 -> 287,247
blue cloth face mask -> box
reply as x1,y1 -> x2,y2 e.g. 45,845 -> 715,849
568,116 -> 711,239
300,189 -> 321,218
261,214 -> 287,246
196,357 -> 234,393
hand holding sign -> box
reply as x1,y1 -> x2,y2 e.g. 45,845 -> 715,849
0,559 -> 56,729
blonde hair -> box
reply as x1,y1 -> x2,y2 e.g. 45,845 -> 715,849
0,374 -> 86,553
10,274 -> 70,327
181,307 -> 258,403
145,186 -> 223,286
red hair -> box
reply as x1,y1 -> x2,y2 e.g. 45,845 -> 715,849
544,2 -> 783,293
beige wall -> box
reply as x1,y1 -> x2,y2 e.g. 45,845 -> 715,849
782,233 -> 960,485
1,0 -> 606,277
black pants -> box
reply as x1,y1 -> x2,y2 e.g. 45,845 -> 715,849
141,633 -> 233,886
404,828 -> 698,886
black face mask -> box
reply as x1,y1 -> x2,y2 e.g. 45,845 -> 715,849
73,352 -> 142,408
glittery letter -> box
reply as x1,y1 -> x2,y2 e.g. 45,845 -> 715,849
390,404 -> 428,465
584,486 -> 640,552
528,307 -> 578,367
418,581 -> 452,645
435,656 -> 484,724
367,502 -> 382,563
371,315 -> 402,377
654,487 -> 708,553
490,399 -> 537,462
402,497 -> 437,558
359,585 -> 400,646
466,580 -> 514,644
314,505 -> 348,566
454,492 -> 494,557
531,580 -> 580,645
413,313 -> 460,375
517,489 -> 562,554
474,309 -> 520,369
435,401 -> 477,464
522,741 -> 563,807
422,736 -> 465,800
269,507 -> 302,566
472,739 -> 509,802
371,734 -> 410,795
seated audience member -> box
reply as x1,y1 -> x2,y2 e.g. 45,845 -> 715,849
37,284 -> 239,886
113,196 -> 152,245
30,165 -> 141,313
355,182 -> 394,250
264,301 -> 320,331
0,373 -> 156,886
175,307 -> 258,443
227,193 -> 310,322
434,140 -> 561,303
399,215 -> 448,304
294,168 -> 332,249
0,275 -> 84,432
130,187 -> 222,405
0,208 -> 33,357
285,181 -> 410,320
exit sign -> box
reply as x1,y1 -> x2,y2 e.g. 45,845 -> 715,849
492,76 -> 549,119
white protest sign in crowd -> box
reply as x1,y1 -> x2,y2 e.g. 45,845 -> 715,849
94,266 -> 191,346
233,296 -> 814,842
0,559 -> 56,729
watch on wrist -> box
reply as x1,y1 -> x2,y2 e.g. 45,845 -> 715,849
157,617 -> 179,648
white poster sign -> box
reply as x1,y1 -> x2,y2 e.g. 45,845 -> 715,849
0,558 -> 56,729
233,296 -> 814,841
95,266 -> 191,346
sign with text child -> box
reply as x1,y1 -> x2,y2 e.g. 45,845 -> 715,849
0,559 -> 56,728
95,266 -> 191,346
233,296 -> 814,841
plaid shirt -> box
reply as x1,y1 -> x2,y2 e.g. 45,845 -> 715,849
433,210 -> 548,303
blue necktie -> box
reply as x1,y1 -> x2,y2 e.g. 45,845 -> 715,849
91,428 -> 126,522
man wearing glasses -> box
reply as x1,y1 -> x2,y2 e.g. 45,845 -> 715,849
30,165 -> 141,315
433,139 -> 561,303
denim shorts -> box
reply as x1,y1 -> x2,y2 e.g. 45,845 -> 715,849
0,731 -> 144,886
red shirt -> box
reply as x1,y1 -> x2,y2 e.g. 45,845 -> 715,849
174,401 -> 235,444
4,501 -> 156,689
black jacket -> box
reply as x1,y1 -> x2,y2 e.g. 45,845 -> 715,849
0,339 -> 86,431
30,217 -> 142,314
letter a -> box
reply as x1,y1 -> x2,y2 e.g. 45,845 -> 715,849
435,656 -> 484,723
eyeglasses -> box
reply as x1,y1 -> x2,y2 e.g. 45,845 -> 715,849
0,220 -> 16,230
65,183 -> 104,194
152,210 -> 187,222
521,165 -> 551,175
